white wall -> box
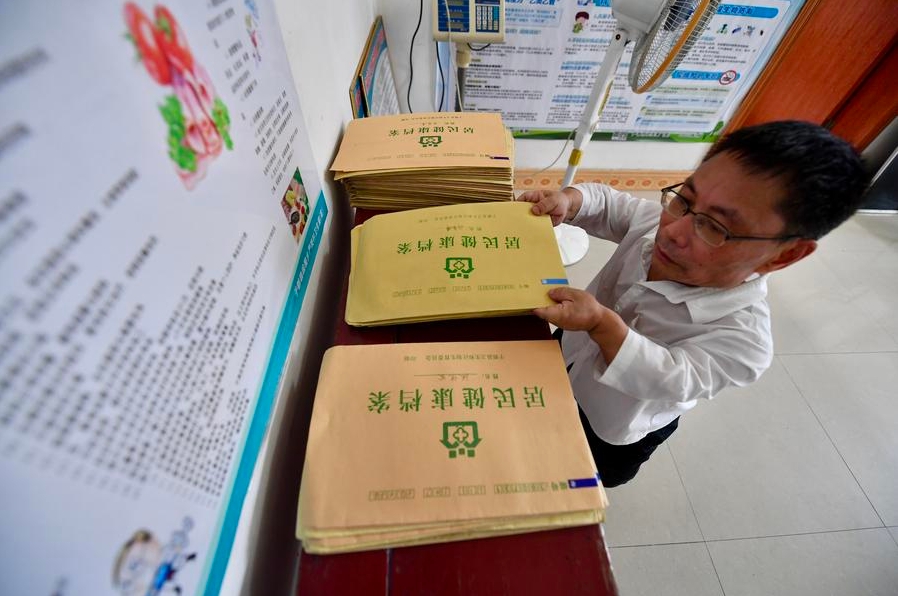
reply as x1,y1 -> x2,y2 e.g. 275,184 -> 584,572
379,0 -> 440,113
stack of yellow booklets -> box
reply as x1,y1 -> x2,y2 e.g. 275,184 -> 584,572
330,112 -> 514,209
346,201 -> 568,326
297,340 -> 608,554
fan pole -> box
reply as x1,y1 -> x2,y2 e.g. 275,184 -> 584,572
562,29 -> 630,188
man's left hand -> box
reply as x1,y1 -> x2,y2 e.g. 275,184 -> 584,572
534,287 -> 629,363
533,287 -> 608,331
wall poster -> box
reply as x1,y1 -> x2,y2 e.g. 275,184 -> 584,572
0,0 -> 327,594
462,0 -> 805,141
350,15 -> 401,119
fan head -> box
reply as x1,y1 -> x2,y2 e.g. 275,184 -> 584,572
624,0 -> 721,93
611,0 -> 670,35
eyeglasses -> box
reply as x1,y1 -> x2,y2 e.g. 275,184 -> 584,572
660,183 -> 802,248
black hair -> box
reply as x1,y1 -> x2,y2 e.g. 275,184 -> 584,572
704,120 -> 870,240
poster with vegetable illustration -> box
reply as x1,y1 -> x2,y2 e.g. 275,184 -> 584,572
0,1 -> 328,595
124,3 -> 234,189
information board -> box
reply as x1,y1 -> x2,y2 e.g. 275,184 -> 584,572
462,0 -> 804,139
0,1 -> 327,594
351,15 -> 400,118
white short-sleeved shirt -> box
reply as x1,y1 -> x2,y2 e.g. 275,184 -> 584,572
564,183 -> 774,445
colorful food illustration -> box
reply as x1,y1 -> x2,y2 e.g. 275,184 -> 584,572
124,3 -> 234,189
244,0 -> 263,65
281,170 -> 310,241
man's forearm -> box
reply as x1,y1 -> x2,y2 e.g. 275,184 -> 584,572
587,311 -> 629,363
561,186 -> 584,222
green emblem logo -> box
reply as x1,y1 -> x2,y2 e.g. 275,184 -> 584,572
441,421 -> 481,458
444,257 -> 474,279
419,135 -> 443,148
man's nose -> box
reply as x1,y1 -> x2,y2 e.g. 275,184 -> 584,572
666,213 -> 694,247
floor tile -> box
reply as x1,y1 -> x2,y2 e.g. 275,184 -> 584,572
609,543 -> 723,596
819,214 -> 898,252
809,218 -> 898,347
780,353 -> 898,526
766,255 -> 898,354
602,445 -> 704,547
766,215 -> 898,354
814,219 -> 898,285
889,527 -> 898,546
708,529 -> 898,596
668,358 -> 881,541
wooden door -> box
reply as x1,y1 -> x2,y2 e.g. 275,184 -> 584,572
726,0 -> 898,150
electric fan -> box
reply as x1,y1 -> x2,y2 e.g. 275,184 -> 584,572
554,0 -> 719,265
563,0 -> 720,186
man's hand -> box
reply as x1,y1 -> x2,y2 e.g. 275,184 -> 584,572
533,287 -> 606,331
516,188 -> 583,227
534,287 -> 629,363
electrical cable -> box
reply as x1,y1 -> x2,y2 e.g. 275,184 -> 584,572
467,43 -> 492,51
443,0 -> 452,49
407,0 -> 424,113
533,129 -> 576,175
435,41 -> 445,112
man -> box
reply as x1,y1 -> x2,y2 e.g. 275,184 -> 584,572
518,121 -> 869,487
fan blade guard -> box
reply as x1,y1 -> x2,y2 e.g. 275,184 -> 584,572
627,0 -> 720,93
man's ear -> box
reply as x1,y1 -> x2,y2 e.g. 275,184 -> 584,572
756,239 -> 817,274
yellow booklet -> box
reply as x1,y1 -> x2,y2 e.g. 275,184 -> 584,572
331,112 -> 512,172
297,340 -> 608,554
331,112 -> 514,209
346,201 -> 568,326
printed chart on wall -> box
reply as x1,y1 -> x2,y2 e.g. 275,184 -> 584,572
462,0 -> 804,140
0,1 -> 327,595
350,15 -> 400,118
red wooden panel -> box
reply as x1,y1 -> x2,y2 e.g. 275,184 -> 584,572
296,550 -> 389,596
830,36 -> 898,150
728,0 -> 898,144
389,525 -> 619,596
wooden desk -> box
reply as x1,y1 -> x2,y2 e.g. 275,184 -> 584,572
295,210 -> 619,596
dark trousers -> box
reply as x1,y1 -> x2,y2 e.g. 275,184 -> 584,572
554,327 -> 679,488
579,408 -> 679,488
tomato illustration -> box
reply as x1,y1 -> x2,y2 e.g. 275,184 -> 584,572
153,5 -> 194,73
124,2 -> 171,84
125,3 -> 233,189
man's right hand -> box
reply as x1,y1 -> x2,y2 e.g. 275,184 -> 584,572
516,187 -> 583,227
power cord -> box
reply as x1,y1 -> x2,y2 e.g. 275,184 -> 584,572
407,0 -> 424,113
435,41 -> 445,112
533,129 -> 576,175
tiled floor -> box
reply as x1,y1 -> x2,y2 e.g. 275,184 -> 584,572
564,206 -> 898,596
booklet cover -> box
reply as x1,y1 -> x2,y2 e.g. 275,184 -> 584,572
331,112 -> 515,210
297,340 -> 608,553
331,112 -> 512,174
346,201 -> 569,326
